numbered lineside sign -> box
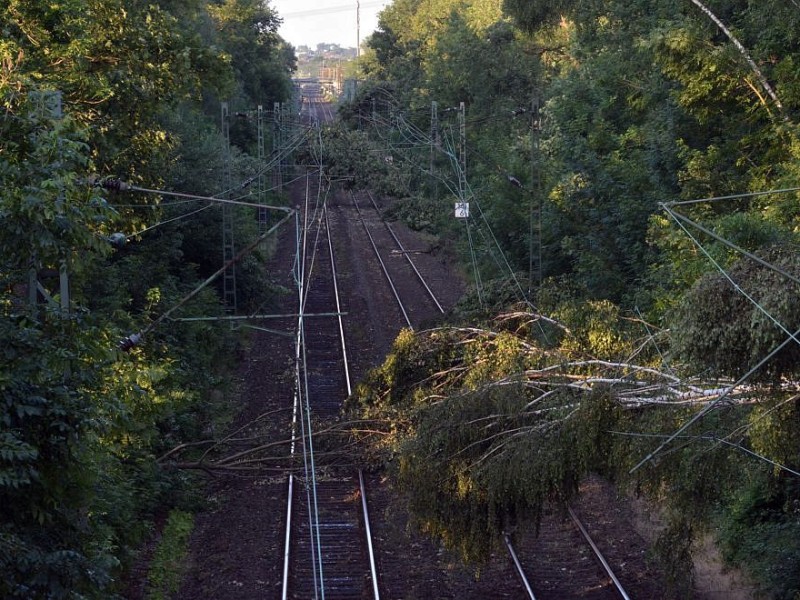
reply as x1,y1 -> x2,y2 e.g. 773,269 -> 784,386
454,202 -> 470,218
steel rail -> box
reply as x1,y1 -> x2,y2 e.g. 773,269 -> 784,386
282,199 -> 307,600
324,204 -> 353,396
365,191 -> 445,314
320,95 -> 334,122
301,172 -> 325,600
360,470 -> 381,600
282,165 -> 381,598
351,192 -> 414,329
567,507 -> 631,600
281,454 -> 296,599
327,193 -> 381,599
283,171 -> 325,600
504,534 -> 536,600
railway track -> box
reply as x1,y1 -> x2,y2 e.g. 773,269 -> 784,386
505,506 -> 632,600
349,190 -> 445,330
279,90 -> 661,600
284,91 -> 380,597
281,156 -> 380,598
340,189 -> 639,598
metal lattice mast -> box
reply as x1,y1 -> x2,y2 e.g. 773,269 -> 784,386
458,101 -> 466,202
257,104 -> 268,235
529,95 -> 543,292
430,101 -> 438,176
221,102 -> 237,312
282,102 -> 290,183
273,101 -> 283,189
29,91 -> 70,318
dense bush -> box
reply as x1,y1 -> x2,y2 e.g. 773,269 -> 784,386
0,0 -> 295,594
341,2 -> 800,591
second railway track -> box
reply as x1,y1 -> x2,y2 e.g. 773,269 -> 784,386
348,190 -> 445,330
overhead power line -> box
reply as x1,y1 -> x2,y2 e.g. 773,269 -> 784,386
282,1 -> 387,20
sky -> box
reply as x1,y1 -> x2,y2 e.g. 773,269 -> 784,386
270,0 -> 392,49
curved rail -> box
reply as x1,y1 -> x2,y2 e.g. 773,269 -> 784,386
365,191 -> 445,315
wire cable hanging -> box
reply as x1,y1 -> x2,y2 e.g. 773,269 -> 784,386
630,205 -> 800,474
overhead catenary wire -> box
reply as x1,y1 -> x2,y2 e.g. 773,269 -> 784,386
372,103 -> 540,308
361,88 -> 800,483
629,205 -> 800,474
119,210 -> 296,350
715,392 -> 800,451
665,185 -> 800,207
291,111 -> 337,599
663,205 -> 800,350
294,170 -> 323,599
281,0 -> 387,19
110,168 -> 319,209
616,431 -> 800,478
665,206 -> 800,287
125,203 -> 214,238
95,179 -> 294,212
464,216 -> 484,308
114,105 -> 309,348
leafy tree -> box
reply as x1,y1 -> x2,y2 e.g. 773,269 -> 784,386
208,0 -> 296,108
342,2 -> 800,595
673,243 -> 800,382
1,0 -> 297,594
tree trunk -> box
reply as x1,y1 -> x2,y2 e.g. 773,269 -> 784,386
688,0 -> 785,118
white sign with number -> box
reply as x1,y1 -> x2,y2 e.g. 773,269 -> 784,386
455,202 -> 469,218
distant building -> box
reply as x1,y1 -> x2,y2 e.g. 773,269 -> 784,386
319,66 -> 344,94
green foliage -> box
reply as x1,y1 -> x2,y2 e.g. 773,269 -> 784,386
350,295 -> 798,597
0,315 -> 127,596
717,473 -> 800,599
343,1 -> 800,595
349,308 -> 647,561
208,0 -> 295,107
0,93 -> 113,277
0,0 -> 296,594
673,243 -> 800,381
652,516 -> 695,599
551,298 -> 636,359
451,278 -> 534,322
748,397 -> 800,471
307,123 -> 408,196
146,510 -> 195,600
383,193 -> 447,233
502,0 -> 575,31
354,0 -> 800,315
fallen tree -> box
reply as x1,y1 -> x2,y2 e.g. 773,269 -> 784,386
345,309 -> 800,562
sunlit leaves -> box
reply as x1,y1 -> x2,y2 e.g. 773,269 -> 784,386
0,98 -> 115,276
349,308 -> 661,560
502,0 -> 575,32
